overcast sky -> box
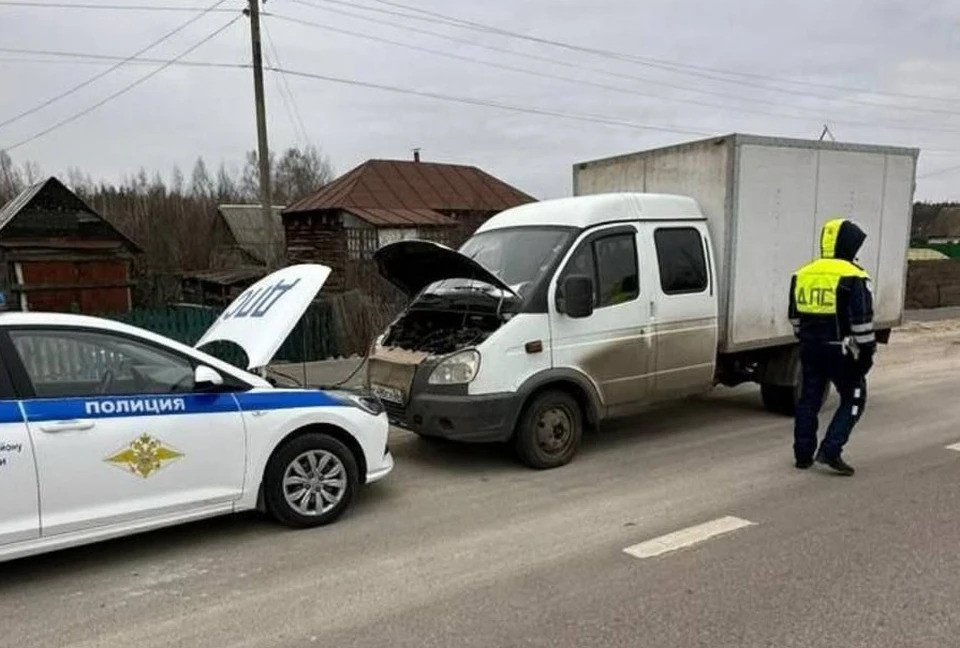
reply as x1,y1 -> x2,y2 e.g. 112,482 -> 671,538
1,0 -> 959,201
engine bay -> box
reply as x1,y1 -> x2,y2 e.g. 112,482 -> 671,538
381,307 -> 502,354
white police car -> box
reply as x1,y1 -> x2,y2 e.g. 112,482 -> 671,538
0,264 -> 393,562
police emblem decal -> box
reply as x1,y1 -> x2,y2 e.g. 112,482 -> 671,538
105,434 -> 183,478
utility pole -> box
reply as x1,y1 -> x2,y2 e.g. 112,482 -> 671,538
246,0 -> 275,267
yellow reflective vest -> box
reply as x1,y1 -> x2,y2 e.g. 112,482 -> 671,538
793,258 -> 870,316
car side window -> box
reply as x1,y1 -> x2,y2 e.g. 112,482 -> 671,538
559,232 -> 639,309
9,329 -> 196,398
654,228 -> 708,294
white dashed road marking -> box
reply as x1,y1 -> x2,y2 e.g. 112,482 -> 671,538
945,443 -> 960,452
623,516 -> 756,560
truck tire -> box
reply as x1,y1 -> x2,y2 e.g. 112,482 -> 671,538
263,432 -> 359,528
761,373 -> 829,417
514,389 -> 582,469
760,382 -> 800,416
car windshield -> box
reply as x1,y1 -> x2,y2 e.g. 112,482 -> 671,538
427,227 -> 574,299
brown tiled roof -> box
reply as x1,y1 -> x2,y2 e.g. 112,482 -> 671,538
343,207 -> 456,227
283,159 -> 535,214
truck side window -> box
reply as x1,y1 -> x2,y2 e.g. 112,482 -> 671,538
654,228 -> 708,294
561,242 -> 599,305
594,234 -> 639,306
560,233 -> 639,309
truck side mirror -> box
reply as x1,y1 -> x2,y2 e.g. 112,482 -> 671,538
561,275 -> 594,318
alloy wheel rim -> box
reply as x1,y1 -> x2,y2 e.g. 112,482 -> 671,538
283,450 -> 347,516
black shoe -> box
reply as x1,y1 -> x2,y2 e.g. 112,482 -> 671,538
816,453 -> 855,476
795,457 -> 814,469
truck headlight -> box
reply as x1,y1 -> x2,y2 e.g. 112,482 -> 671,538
428,349 -> 480,385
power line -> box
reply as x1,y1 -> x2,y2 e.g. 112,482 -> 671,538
2,14 -> 242,151
263,65 -> 713,137
362,0 -> 960,109
287,0 -> 960,128
0,48 -> 244,68
262,19 -> 310,146
4,44 -> 958,156
918,162 -> 960,179
300,0 -> 960,118
269,12 -> 960,136
0,0 -> 235,131
9,43 -> 960,155
0,1 -> 237,10
389,0 -> 959,106
261,44 -> 302,147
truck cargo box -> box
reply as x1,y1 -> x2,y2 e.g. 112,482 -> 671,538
573,134 -> 918,353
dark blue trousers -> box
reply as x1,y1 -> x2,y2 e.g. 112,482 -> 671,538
794,343 -> 867,462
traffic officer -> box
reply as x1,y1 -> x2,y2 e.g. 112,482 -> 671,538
788,218 -> 876,476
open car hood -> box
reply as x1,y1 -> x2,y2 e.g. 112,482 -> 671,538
374,240 -> 517,298
195,264 -> 331,370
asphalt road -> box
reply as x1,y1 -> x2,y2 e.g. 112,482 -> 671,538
3,321 -> 960,648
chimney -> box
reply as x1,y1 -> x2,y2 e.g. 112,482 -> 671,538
413,148 -> 421,163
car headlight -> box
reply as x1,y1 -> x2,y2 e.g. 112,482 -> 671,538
428,349 -> 480,385
341,392 -> 385,416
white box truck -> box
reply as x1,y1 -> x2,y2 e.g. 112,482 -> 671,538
367,134 -> 918,469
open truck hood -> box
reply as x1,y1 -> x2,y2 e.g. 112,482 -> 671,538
195,264 -> 331,370
374,240 -> 517,298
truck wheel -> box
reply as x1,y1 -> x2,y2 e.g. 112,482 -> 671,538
761,378 -> 829,416
514,389 -> 582,469
760,382 -> 799,416
263,433 -> 358,528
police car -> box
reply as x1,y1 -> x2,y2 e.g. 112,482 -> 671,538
0,265 -> 393,562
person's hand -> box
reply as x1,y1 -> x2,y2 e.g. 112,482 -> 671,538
857,351 -> 874,376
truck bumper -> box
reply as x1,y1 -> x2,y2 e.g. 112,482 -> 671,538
384,392 -> 518,443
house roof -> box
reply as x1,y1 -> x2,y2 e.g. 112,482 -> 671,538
216,204 -> 285,265
283,159 -> 535,216
0,177 -> 142,252
180,266 -> 269,286
343,206 -> 456,227
927,207 -> 960,239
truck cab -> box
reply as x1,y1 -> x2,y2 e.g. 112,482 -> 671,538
368,193 -> 719,468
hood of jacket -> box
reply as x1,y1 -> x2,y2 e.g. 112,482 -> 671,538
820,218 -> 866,262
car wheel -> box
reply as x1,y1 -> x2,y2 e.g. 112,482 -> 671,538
264,433 -> 358,528
514,389 -> 582,469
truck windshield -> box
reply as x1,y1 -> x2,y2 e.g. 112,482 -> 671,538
428,227 -> 574,299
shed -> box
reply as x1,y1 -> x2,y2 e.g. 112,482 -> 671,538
179,266 -> 269,307
0,177 -> 140,314
282,157 -> 535,291
927,207 -> 960,244
210,204 -> 286,268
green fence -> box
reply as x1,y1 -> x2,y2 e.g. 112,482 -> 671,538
923,243 -> 960,259
112,301 -> 343,368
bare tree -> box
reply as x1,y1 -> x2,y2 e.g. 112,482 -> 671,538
0,150 -> 25,204
242,145 -> 334,205
190,157 -> 214,200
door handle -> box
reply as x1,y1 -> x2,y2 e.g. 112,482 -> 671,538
650,300 -> 658,319
40,420 -> 95,433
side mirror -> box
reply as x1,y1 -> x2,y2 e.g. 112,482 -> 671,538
560,275 -> 594,319
194,365 -> 224,390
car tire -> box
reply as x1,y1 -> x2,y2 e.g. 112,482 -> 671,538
514,389 -> 582,469
264,432 -> 359,528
